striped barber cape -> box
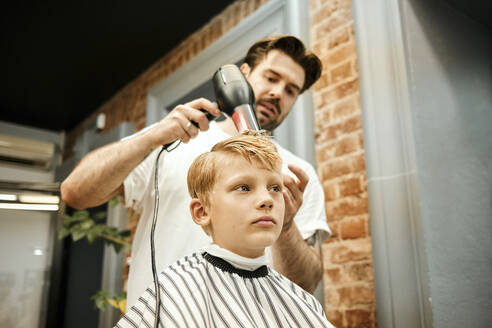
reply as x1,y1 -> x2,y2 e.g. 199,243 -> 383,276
115,252 -> 335,328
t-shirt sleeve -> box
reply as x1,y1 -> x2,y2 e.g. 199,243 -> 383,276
291,163 -> 331,243
123,148 -> 160,214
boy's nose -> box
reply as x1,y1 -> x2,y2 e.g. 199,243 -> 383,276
259,201 -> 273,209
257,193 -> 274,210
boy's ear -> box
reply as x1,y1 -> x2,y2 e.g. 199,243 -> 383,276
190,198 -> 211,228
239,63 -> 251,77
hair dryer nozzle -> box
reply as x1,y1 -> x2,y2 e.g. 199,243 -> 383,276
213,65 -> 260,132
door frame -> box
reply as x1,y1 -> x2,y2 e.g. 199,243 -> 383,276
352,0 -> 433,327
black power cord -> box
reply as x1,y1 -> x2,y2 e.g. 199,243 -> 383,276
149,111 -> 216,328
150,141 -> 181,328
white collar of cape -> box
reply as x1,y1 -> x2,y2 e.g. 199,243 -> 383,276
202,243 -> 269,271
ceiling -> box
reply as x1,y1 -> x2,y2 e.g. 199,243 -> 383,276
1,1 -> 235,132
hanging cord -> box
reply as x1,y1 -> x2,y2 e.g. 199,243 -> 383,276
149,110 -> 215,327
151,141 -> 181,328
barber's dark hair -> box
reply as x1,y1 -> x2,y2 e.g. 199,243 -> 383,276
243,35 -> 322,93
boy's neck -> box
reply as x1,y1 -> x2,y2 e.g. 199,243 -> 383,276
205,243 -> 269,271
209,243 -> 266,259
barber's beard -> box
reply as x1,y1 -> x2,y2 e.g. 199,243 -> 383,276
259,117 -> 280,131
256,98 -> 281,132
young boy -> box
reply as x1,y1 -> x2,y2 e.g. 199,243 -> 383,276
115,132 -> 335,328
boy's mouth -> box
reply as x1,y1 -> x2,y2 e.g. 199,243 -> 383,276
253,216 -> 276,227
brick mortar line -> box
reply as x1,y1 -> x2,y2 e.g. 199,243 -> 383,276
317,111 -> 363,127
314,91 -> 361,109
315,74 -> 359,95
321,172 -> 366,184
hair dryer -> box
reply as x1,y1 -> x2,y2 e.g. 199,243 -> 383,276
212,64 -> 260,132
164,64 -> 260,149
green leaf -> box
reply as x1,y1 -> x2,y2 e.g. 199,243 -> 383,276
109,197 -> 120,208
63,210 -> 91,228
119,229 -> 131,237
63,215 -> 81,227
111,242 -> 123,253
80,219 -> 95,230
91,290 -> 109,311
92,224 -> 106,235
62,214 -> 74,227
58,227 -> 71,240
115,291 -> 127,302
71,229 -> 86,241
104,227 -> 118,238
93,211 -> 107,221
87,230 -> 98,243
73,210 -> 90,221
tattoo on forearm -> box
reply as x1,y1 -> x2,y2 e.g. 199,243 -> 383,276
305,233 -> 317,247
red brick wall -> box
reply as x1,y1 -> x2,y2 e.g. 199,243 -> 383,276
310,0 -> 376,327
65,0 -> 376,325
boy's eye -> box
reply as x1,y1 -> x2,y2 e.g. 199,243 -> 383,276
236,185 -> 249,192
271,185 -> 281,192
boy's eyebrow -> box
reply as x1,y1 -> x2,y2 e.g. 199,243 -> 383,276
226,172 -> 257,183
266,69 -> 301,92
225,171 -> 283,184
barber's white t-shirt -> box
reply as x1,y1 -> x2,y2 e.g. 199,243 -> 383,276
123,121 -> 330,308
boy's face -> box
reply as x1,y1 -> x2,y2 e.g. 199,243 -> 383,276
200,154 -> 285,258
241,49 -> 306,131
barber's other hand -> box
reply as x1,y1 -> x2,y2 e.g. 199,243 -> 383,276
282,164 -> 309,233
147,98 -> 221,148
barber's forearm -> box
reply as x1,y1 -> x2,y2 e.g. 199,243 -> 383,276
61,132 -> 154,209
271,223 -> 323,293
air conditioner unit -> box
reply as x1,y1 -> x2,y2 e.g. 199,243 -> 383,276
0,134 -> 55,170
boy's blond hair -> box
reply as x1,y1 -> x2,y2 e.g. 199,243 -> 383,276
187,130 -> 282,207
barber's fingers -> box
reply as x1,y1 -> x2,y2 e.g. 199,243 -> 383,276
281,175 -> 299,231
169,98 -> 220,140
170,104 -> 207,132
185,98 -> 221,117
286,164 -> 309,192
171,110 -> 202,143
150,98 -> 220,147
282,174 -> 303,207
181,98 -> 221,131
150,110 -> 195,145
282,165 -> 309,212
283,185 -> 296,211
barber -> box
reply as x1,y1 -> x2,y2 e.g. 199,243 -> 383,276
61,35 -> 330,308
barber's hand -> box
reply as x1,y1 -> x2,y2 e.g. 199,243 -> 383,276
147,98 -> 221,148
282,164 -> 309,233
